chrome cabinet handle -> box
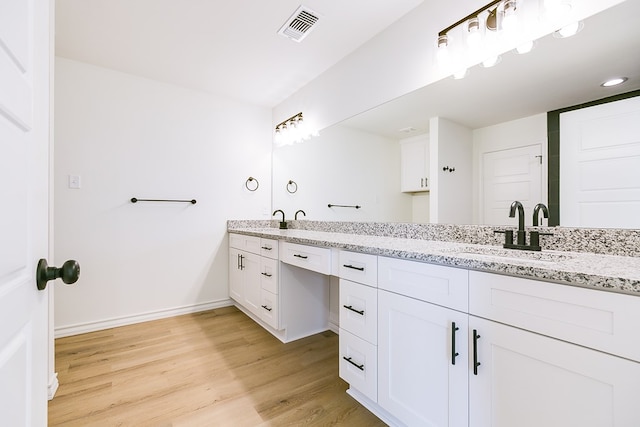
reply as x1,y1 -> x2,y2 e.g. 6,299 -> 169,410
343,305 -> 364,315
343,264 -> 364,271
342,356 -> 364,371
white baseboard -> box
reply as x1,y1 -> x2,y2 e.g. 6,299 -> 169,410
48,372 -> 59,400
54,299 -> 234,338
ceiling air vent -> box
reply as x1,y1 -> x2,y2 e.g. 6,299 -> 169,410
278,6 -> 320,42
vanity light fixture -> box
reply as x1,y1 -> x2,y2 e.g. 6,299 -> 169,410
601,77 -> 628,87
274,112 -> 316,146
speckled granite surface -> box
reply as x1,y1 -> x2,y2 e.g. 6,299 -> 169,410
227,220 -> 640,296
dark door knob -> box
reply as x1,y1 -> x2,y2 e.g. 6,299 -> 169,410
36,259 -> 80,290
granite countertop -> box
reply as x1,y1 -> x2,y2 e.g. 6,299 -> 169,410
228,226 -> 640,296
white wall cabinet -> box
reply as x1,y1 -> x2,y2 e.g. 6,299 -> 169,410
400,135 -> 430,192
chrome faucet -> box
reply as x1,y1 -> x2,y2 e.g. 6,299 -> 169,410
509,201 -> 526,245
272,209 -> 287,229
532,203 -> 549,226
295,209 -> 306,220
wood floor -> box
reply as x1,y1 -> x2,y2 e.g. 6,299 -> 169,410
49,306 -> 386,426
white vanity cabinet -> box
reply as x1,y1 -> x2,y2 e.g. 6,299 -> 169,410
229,234 -> 280,328
400,135 -> 430,193
338,251 -> 378,402
468,271 -> 640,427
377,257 -> 469,427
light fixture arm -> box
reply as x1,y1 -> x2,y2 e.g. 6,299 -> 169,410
275,112 -> 303,131
438,0 -> 502,36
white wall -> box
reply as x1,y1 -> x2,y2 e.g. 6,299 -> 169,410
430,117 -> 473,224
272,124 -> 412,222
472,113 -> 548,224
53,58 -> 272,335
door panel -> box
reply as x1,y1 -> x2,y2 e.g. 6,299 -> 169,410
482,144 -> 542,225
0,0 -> 50,424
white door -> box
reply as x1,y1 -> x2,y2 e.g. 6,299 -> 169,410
560,96 -> 640,228
469,317 -> 640,427
481,144 -> 542,225
0,0 -> 52,425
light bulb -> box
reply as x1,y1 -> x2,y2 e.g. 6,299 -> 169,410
466,17 -> 482,48
482,55 -> 501,67
554,21 -> 582,38
501,1 -> 518,32
544,0 -> 571,17
436,34 -> 450,69
453,68 -> 468,79
516,40 -> 534,54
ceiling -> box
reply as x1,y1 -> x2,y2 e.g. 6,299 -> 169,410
55,0 -> 424,108
340,0 -> 640,138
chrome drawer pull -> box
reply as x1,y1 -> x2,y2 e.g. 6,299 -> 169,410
343,264 -> 364,271
342,356 -> 364,371
261,272 -> 272,277
343,305 -> 364,315
261,305 -> 273,312
293,254 -> 308,259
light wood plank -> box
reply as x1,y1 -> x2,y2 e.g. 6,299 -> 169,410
49,307 -> 386,426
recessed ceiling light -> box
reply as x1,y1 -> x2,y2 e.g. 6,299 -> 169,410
601,77 -> 628,87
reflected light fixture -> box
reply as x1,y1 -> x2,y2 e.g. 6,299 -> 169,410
274,112 -> 316,146
601,77 -> 628,87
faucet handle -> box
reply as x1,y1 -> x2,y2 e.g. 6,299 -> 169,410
494,229 -> 513,246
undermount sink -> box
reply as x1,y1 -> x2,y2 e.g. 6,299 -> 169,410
449,245 -> 572,265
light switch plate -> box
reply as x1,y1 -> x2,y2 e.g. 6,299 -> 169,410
68,175 -> 81,189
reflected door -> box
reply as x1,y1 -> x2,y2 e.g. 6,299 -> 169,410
482,144 -> 542,225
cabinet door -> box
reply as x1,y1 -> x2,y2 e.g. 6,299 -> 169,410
469,316 -> 640,427
378,290 -> 468,427
229,247 -> 244,302
241,251 -> 262,316
401,136 -> 429,193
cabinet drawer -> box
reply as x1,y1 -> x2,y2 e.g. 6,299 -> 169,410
260,257 -> 278,294
339,279 -> 377,344
339,329 -> 377,402
378,256 -> 468,312
260,290 -> 279,330
229,233 -> 261,254
338,251 -> 377,287
280,242 -> 331,275
260,238 -> 279,259
469,271 -> 640,362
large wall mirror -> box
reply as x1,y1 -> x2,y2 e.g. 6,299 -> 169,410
272,1 -> 640,228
